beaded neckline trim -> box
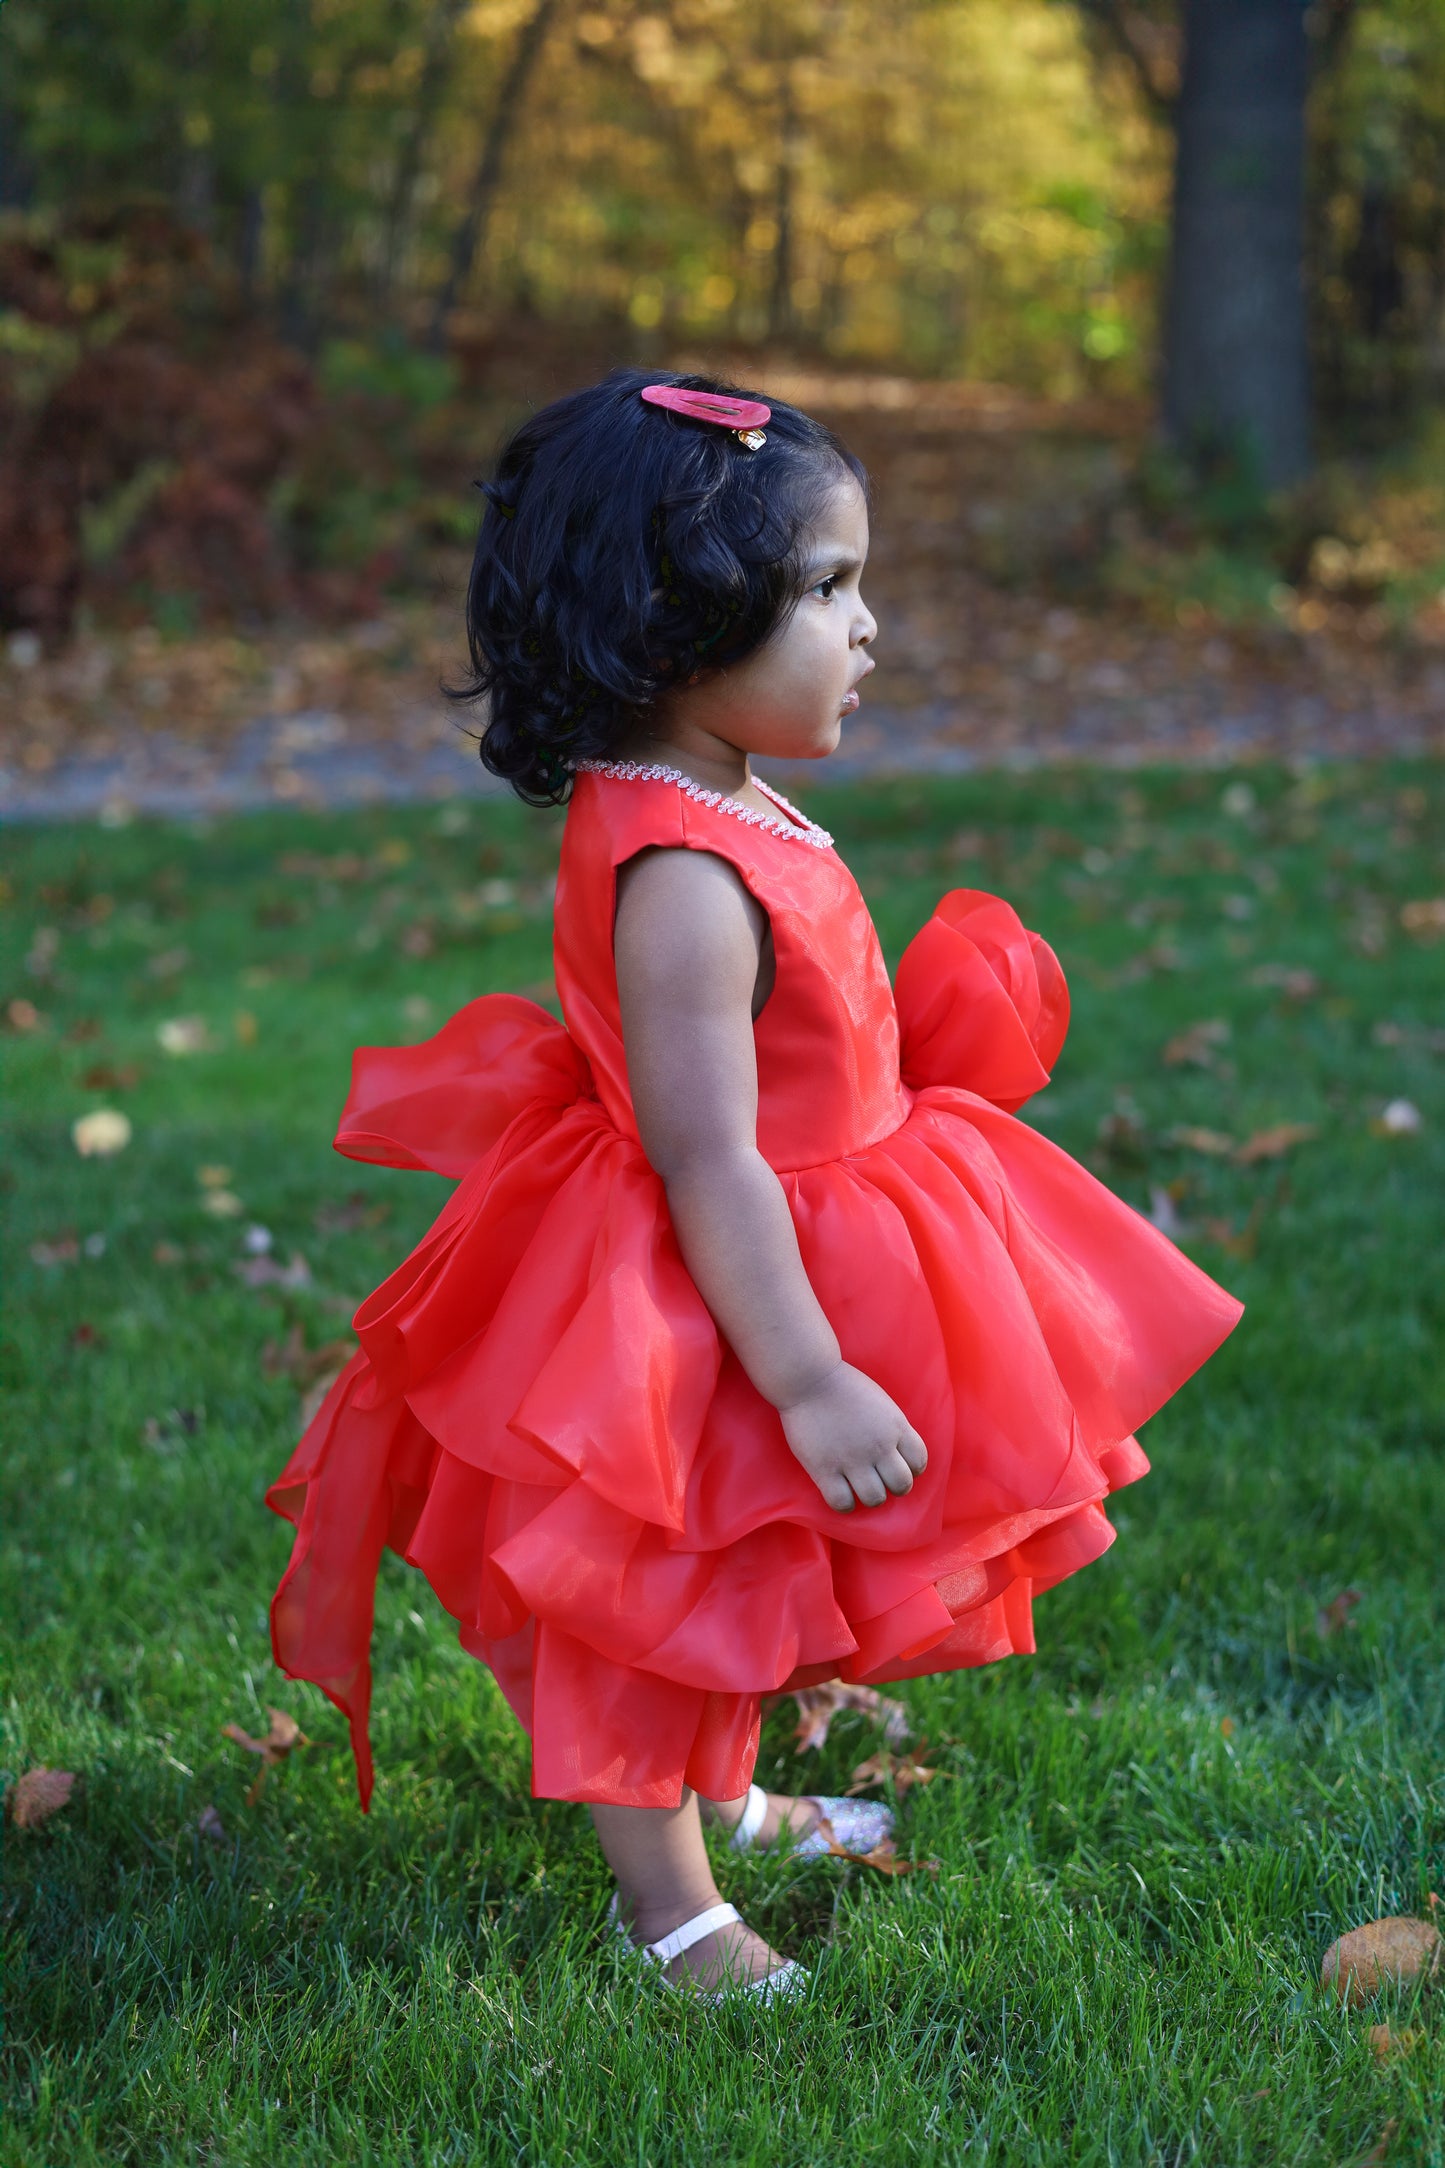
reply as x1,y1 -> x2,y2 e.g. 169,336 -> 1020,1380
576,759 -> 834,849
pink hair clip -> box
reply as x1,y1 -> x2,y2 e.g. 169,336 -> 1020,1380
640,383 -> 770,450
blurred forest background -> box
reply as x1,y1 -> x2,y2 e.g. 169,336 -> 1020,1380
3,0 -> 1445,793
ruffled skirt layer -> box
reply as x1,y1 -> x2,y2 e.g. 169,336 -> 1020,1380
268,1082 -> 1241,1807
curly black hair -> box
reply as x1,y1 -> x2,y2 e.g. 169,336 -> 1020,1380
451,367 -> 867,805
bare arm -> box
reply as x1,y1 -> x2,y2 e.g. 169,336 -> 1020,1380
614,846 -> 926,1513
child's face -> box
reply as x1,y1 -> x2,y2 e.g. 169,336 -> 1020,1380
666,473 -> 876,765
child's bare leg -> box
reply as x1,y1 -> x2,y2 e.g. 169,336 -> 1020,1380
591,1791 -> 788,1989
698,1790 -> 824,1846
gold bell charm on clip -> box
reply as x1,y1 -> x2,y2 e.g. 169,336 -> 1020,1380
640,383 -> 771,450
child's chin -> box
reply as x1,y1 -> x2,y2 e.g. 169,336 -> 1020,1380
795,719 -> 844,760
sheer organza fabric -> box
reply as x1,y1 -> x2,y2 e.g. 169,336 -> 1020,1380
268,769 -> 1242,1808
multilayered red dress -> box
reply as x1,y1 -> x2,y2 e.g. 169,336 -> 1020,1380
268,761 -> 1242,1809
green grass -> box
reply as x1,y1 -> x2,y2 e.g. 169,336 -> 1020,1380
3,762 -> 1443,2167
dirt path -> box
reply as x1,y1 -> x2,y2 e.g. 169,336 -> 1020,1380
5,374 -> 1441,821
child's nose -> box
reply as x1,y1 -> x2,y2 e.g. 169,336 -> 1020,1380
853,603 -> 877,648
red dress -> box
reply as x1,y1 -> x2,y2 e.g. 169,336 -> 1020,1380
268,762 -> 1242,1808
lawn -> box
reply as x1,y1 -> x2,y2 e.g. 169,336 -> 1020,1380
2,763 -> 1443,2167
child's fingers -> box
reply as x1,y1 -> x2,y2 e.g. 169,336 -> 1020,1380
876,1449 -> 916,1498
897,1425 -> 929,1476
848,1464 -> 890,1509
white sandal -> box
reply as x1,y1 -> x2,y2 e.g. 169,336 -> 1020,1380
726,1781 -> 894,1860
607,1893 -> 807,2003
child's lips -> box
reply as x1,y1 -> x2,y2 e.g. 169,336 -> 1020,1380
840,688 -> 861,715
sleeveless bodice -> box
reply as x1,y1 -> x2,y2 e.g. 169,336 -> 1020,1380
268,756 -> 1243,1814
554,765 -> 910,1170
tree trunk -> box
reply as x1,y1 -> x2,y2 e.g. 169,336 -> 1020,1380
429,0 -> 563,351
766,68 -> 799,344
1161,0 -> 1312,487
377,0 -> 471,309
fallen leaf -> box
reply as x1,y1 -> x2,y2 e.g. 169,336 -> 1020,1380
80,1062 -> 142,1091
1220,1717 -> 1236,1737
153,1241 -> 186,1265
1316,1589 -> 1363,1639
72,1108 -> 131,1157
70,1321 -> 102,1349
1096,1102 -> 1149,1164
202,1189 -> 244,1218
262,1322 -> 355,1387
234,1009 -> 258,1045
1354,2122 -> 1399,2168
1249,963 -> 1322,999
234,1251 -> 312,1290
8,1767 -> 77,1828
197,1803 -> 228,1846
824,1836 -> 940,1877
1370,1099 -> 1422,1138
157,1016 -> 211,1055
1148,1183 -> 1191,1239
197,1165 -> 233,1188
30,1232 -> 79,1266
1162,1018 -> 1232,1067
1170,1125 -> 1237,1156
313,1192 -> 390,1235
1401,898 -> 1445,940
222,1707 -> 312,1805
5,997 -> 43,1031
848,1746 -> 938,1797
299,1356 -> 352,1429
144,1407 -> 204,1453
1320,1917 -> 1442,2006
1197,1197 -> 1267,1260
1368,2025 -> 1422,2062
790,1681 -> 911,1753
1234,1123 -> 1317,1164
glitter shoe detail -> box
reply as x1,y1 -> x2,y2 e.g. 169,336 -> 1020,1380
790,1795 -> 896,1860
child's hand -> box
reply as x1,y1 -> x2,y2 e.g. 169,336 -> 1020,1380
778,1364 -> 928,1513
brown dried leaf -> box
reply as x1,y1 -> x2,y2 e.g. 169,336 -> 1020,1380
222,1706 -> 311,1804
1162,1018 -> 1231,1067
8,1767 -> 77,1828
1197,1197 -> 1267,1260
824,1836 -> 940,1876
313,1191 -> 390,1235
299,1353 -> 353,1430
847,1746 -> 938,1797
1170,1125 -> 1237,1157
1354,2122 -> 1399,2168
81,1062 -> 142,1091
262,1323 -> 354,1388
30,1232 -> 79,1266
1401,898 -> 1445,941
1316,1588 -> 1363,1639
1320,1916 -> 1442,2006
791,1681 -> 911,1753
1249,963 -> 1323,1000
1368,2025 -> 1423,2062
1234,1123 -> 1317,1165
233,1251 -> 312,1290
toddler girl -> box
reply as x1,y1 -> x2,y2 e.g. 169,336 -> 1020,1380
267,370 -> 1242,2000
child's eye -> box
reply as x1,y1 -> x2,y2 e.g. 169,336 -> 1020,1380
812,575 -> 838,600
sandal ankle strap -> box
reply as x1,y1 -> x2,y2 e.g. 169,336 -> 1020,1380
729,1782 -> 769,1852
645,1900 -> 741,1968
